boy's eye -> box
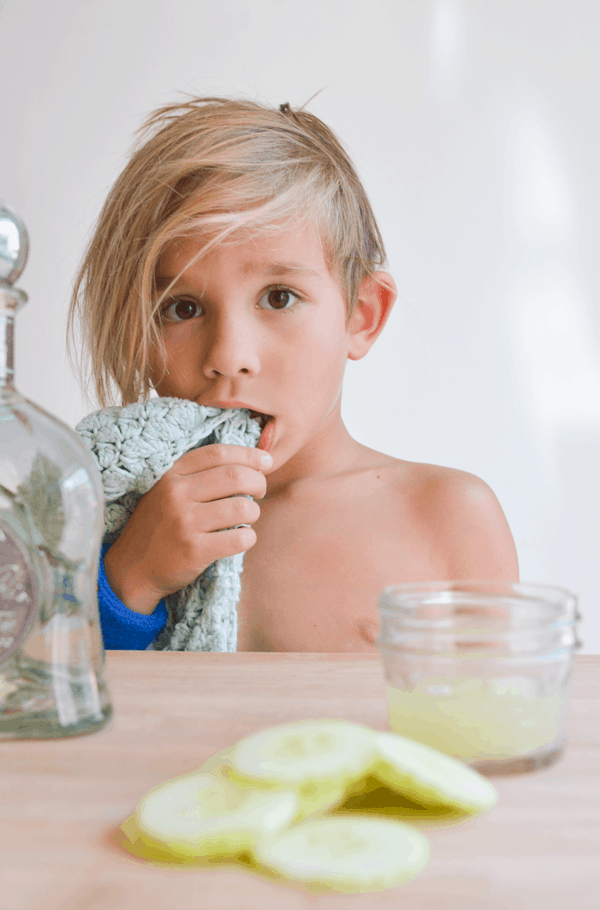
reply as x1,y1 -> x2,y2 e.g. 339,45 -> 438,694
258,288 -> 300,311
162,298 -> 203,322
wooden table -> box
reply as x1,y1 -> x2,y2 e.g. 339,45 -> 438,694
2,653 -> 599,910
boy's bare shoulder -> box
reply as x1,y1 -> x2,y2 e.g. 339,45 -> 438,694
350,452 -> 519,581
386,455 -> 496,504
380,455 -> 520,580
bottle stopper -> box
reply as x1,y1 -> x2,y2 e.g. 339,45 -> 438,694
0,201 -> 29,287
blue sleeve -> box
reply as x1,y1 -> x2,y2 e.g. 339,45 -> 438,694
97,544 -> 168,650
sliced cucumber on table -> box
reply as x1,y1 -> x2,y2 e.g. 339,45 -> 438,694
135,771 -> 298,859
253,815 -> 430,893
201,743 -> 348,821
372,732 -> 498,813
126,718 -> 497,892
228,719 -> 496,816
229,718 -> 377,786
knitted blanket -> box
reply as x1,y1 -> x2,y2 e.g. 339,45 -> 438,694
76,398 -> 261,652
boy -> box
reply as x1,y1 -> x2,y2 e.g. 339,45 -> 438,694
70,97 -> 519,651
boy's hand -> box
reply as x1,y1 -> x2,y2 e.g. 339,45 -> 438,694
103,444 -> 272,614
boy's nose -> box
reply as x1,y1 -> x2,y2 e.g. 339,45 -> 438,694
202,316 -> 260,378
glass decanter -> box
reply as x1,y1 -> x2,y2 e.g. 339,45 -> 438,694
0,201 -> 112,737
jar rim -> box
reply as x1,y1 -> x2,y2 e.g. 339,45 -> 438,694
380,579 -> 575,598
377,581 -> 580,637
379,580 -> 577,611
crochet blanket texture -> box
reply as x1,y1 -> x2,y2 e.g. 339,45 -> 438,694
76,398 -> 261,652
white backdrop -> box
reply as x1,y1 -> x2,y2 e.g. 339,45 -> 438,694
1,0 -> 598,652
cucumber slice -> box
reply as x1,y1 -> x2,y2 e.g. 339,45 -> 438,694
372,732 -> 498,813
135,772 -> 299,859
230,720 -> 377,787
253,815 -> 430,893
201,743 -> 350,820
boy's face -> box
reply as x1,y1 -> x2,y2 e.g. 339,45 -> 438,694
152,221 -> 359,478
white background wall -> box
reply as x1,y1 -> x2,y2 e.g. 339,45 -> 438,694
1,0 -> 598,652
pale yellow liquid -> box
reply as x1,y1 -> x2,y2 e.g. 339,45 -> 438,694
386,677 -> 563,762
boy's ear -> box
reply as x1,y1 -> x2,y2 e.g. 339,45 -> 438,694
347,271 -> 397,361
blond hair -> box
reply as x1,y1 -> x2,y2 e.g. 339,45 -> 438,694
68,96 -> 388,407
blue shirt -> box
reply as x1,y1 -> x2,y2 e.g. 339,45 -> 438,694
97,544 -> 168,650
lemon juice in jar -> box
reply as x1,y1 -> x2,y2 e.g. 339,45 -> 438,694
377,582 -> 580,774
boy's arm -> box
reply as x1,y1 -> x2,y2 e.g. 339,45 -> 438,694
97,545 -> 168,649
420,469 -> 519,581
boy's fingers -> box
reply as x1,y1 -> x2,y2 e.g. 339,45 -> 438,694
180,464 -> 267,504
193,496 -> 261,532
199,526 -> 258,565
172,444 -> 272,476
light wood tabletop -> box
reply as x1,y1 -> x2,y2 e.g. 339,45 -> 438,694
1,652 -> 599,910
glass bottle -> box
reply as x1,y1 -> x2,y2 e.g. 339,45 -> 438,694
0,201 -> 112,737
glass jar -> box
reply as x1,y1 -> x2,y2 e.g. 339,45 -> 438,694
376,581 -> 581,774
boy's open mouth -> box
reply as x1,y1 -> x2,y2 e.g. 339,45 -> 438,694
248,410 -> 275,452
248,409 -> 269,430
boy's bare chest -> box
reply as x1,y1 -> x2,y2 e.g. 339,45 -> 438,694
235,467 -> 439,652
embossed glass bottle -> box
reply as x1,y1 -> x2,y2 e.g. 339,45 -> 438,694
0,202 -> 112,737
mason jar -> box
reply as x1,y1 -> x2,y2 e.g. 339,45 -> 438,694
376,581 -> 581,774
